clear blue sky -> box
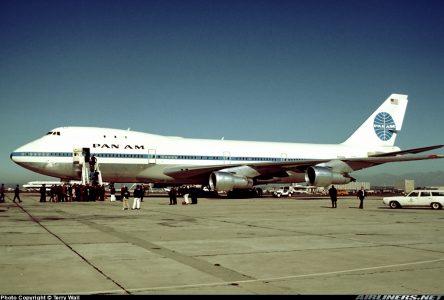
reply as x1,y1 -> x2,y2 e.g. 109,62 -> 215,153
1,0 -> 443,185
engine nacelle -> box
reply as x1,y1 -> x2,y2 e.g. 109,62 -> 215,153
209,172 -> 254,191
305,166 -> 351,187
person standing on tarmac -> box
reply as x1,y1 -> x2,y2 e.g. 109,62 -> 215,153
357,186 -> 366,209
0,184 -> 5,202
169,187 -> 177,205
190,187 -> 198,204
329,185 -> 337,208
110,184 -> 116,202
122,186 -> 130,210
132,185 -> 143,210
140,185 -> 145,202
39,184 -> 46,202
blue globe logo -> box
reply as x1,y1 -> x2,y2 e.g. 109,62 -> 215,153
373,112 -> 396,141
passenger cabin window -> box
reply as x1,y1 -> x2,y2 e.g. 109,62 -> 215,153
409,192 -> 419,197
432,192 -> 444,196
420,192 -> 431,197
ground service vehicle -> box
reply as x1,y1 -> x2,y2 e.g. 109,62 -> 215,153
273,186 -> 294,197
337,190 -> 349,196
382,190 -> 444,210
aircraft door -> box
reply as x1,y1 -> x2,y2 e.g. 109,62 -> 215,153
223,151 -> 230,165
73,148 -> 90,164
148,149 -> 156,164
281,153 -> 288,162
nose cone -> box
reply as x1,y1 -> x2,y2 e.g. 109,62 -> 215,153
10,148 -> 20,163
10,143 -> 31,165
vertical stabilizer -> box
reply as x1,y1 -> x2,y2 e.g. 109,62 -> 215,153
343,94 -> 408,147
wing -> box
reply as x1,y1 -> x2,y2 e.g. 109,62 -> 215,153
163,158 -> 330,181
163,145 -> 444,184
331,153 -> 444,172
368,145 -> 444,157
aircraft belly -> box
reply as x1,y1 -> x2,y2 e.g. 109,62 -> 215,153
17,161 -> 177,184
100,163 -> 173,183
18,162 -> 78,179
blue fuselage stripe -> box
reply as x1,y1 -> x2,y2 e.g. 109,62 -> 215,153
11,151 -> 306,162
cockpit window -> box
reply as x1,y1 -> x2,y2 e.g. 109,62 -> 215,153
46,131 -> 60,136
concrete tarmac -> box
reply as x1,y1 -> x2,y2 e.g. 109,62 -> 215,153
0,194 -> 443,295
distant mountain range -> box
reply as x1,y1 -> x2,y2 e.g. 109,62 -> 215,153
358,171 -> 444,187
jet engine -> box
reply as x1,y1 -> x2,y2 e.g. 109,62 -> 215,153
209,171 -> 254,191
305,166 -> 352,187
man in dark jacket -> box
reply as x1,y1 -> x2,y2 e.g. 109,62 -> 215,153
39,184 -> 46,202
13,185 -> 22,203
357,187 -> 366,209
329,185 -> 337,208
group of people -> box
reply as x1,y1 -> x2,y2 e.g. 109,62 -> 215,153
328,185 -> 366,209
38,183 -> 108,202
168,186 -> 199,205
108,184 -> 144,210
3,182 -> 366,209
1,181 -> 198,211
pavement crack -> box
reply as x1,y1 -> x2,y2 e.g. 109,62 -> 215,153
16,203 -> 132,295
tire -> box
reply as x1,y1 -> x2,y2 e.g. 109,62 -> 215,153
389,201 -> 399,209
431,202 -> 442,210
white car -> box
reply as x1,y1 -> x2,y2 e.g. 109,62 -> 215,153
382,190 -> 444,210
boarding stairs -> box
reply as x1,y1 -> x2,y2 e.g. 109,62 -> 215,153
79,158 -> 103,186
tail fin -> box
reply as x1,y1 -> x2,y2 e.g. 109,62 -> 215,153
342,94 -> 408,147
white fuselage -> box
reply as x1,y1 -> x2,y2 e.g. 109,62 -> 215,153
11,126 -> 398,185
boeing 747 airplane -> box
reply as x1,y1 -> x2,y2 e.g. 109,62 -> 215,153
10,94 -> 444,194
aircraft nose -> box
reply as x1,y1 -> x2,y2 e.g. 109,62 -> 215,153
10,150 -> 18,162
10,147 -> 23,163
